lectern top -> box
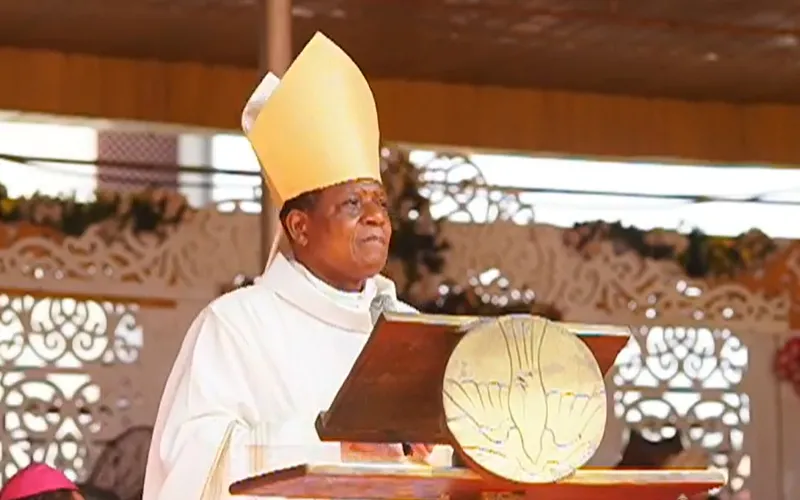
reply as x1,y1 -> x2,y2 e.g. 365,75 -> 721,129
229,462 -> 726,500
314,313 -> 630,445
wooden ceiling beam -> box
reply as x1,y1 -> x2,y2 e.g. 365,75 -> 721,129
1,46 -> 800,165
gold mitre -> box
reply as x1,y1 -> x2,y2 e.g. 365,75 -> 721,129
241,32 -> 382,207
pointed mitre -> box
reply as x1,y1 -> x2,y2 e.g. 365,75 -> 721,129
241,32 -> 382,207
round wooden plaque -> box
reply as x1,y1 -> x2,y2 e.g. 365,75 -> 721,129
442,315 -> 607,484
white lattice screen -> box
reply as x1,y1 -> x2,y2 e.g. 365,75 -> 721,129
0,294 -> 143,482
0,147 -> 790,500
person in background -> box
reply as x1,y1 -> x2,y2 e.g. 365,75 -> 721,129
0,464 -> 84,500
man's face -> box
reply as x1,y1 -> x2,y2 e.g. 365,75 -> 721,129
284,179 -> 392,290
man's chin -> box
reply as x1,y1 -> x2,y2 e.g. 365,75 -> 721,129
359,254 -> 389,276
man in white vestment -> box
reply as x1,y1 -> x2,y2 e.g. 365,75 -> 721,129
144,31 -> 624,500
142,33 -> 442,500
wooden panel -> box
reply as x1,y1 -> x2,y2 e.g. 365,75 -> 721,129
315,314 -> 476,444
315,314 -> 630,445
3,0 -> 800,103
2,47 -> 800,165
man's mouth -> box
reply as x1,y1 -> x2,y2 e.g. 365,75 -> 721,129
362,235 -> 387,244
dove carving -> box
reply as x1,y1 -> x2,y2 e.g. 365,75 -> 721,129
442,316 -> 607,484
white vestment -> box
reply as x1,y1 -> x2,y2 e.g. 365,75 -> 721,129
143,253 -> 441,499
143,253 -> 622,499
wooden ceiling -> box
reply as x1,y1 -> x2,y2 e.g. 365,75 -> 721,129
2,0 -> 800,103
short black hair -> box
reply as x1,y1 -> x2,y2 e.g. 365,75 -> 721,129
278,190 -> 321,228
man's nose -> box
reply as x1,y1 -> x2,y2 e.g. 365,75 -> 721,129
362,201 -> 388,225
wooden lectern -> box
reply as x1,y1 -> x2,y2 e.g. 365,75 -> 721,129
230,313 -> 725,499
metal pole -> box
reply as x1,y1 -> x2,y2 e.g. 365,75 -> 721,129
259,0 -> 293,267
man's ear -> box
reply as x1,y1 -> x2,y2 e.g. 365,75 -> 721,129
284,210 -> 310,247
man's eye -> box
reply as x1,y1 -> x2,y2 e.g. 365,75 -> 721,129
344,198 -> 361,207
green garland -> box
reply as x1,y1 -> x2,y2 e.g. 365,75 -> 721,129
0,182 -> 190,239
382,151 -> 451,299
0,180 -> 779,282
566,220 -> 778,278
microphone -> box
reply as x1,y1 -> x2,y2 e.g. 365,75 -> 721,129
369,292 -> 395,325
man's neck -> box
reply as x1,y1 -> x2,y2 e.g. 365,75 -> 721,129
292,257 -> 366,293
258,253 -> 380,333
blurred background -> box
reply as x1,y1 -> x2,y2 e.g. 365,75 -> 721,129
3,1 -> 800,499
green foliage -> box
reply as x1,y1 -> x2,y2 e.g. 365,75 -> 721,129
381,151 -> 560,316
381,150 -> 450,299
567,220 -> 777,278
0,182 -> 189,239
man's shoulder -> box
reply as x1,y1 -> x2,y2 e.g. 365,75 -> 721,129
206,282 -> 279,324
188,284 -> 287,351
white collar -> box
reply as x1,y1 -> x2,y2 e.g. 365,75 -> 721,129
254,253 -> 399,333
289,258 -> 378,312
